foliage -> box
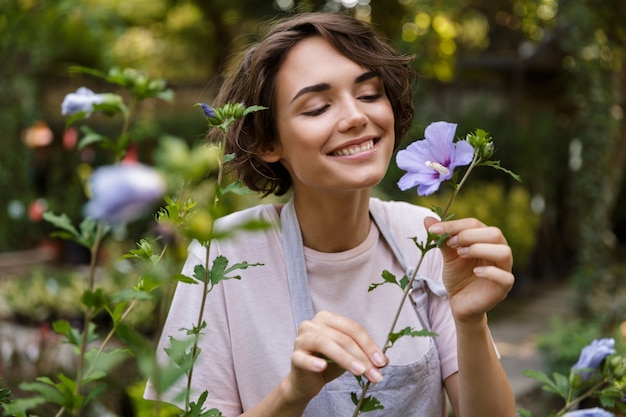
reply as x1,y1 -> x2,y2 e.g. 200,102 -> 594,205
0,266 -> 158,330
0,65 -> 266,417
521,336 -> 626,416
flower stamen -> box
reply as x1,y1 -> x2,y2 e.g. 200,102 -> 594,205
425,160 -> 450,175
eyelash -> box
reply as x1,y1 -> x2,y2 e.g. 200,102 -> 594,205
302,93 -> 383,117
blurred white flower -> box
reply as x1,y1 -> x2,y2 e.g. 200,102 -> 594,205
84,164 -> 166,225
61,87 -> 105,116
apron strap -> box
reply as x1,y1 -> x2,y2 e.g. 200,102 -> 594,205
280,197 -> 316,332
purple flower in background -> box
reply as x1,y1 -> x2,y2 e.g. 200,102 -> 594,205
85,164 -> 166,225
199,103 -> 217,118
396,121 -> 474,196
572,338 -> 616,381
61,87 -> 105,116
563,407 -> 615,417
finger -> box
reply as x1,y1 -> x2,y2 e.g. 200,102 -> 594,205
314,311 -> 388,368
473,265 -> 515,296
454,242 -> 513,271
446,226 -> 508,247
427,217 -> 485,235
474,265 -> 515,295
295,317 -> 384,383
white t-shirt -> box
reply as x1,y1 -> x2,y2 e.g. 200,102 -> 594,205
145,198 -> 458,415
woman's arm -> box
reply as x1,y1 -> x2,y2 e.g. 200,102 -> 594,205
427,217 -> 516,417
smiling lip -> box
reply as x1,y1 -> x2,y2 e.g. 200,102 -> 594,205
329,138 -> 378,156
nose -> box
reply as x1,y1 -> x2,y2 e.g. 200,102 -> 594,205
337,98 -> 368,132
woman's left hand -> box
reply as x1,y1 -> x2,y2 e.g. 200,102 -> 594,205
424,217 -> 515,323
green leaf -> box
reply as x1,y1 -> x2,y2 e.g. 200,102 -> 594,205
42,212 -> 82,245
65,110 -> 90,128
478,160 -> 522,182
182,391 -> 225,417
350,391 -> 384,412
387,326 -> 437,349
1,396 -> 48,416
69,65 -> 108,79
81,288 -> 108,310
193,264 -> 209,284
368,270 -> 401,292
517,408 -> 534,417
19,378 -> 64,406
171,273 -> 198,285
207,256 -> 263,286
243,105 -> 269,116
83,348 -> 130,384
219,180 -> 252,197
521,370 -> 568,399
77,125 -> 107,150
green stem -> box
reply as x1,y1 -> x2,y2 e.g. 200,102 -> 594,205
352,157 -> 479,416
556,379 -> 608,416
71,222 -> 104,417
184,133 -> 225,411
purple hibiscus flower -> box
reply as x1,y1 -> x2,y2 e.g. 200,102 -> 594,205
563,407 -> 615,417
396,121 -> 475,196
572,338 -> 616,381
84,164 -> 166,225
61,87 -> 106,116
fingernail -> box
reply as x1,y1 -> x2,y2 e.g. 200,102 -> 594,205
367,367 -> 383,383
457,247 -> 469,256
447,236 -> 458,248
474,266 -> 485,276
428,225 -> 443,234
372,352 -> 385,367
351,361 -> 366,375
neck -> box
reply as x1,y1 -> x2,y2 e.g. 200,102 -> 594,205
293,190 -> 372,252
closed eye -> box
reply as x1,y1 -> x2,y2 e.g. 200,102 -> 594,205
302,104 -> 330,116
359,93 -> 383,102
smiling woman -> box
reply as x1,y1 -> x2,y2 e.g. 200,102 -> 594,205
145,12 -> 516,417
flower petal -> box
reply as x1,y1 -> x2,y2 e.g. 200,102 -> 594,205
424,121 -> 457,164
85,164 -> 166,225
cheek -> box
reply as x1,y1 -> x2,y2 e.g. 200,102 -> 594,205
374,101 -> 395,132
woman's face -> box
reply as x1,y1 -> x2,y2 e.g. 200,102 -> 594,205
264,36 -> 395,198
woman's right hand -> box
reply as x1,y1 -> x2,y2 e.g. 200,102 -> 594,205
285,310 -> 388,403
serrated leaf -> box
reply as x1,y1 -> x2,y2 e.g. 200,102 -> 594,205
42,212 -> 81,244
387,326 -> 437,348
368,270 -> 400,292
193,264 -> 209,284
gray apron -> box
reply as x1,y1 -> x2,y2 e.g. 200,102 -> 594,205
281,198 -> 447,416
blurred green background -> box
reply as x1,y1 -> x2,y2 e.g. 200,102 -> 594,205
1,0 -> 625,372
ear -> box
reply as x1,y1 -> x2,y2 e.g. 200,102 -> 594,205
260,144 -> 282,163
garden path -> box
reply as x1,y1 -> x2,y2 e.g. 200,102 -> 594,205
489,280 -> 577,408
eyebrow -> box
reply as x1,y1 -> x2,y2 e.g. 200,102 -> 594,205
290,70 -> 379,103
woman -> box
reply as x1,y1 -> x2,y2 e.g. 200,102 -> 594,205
146,12 -> 516,417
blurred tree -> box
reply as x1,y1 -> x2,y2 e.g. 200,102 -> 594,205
558,0 -> 626,321
0,0 -> 111,251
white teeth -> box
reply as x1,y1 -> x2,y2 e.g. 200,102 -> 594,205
333,140 -> 374,156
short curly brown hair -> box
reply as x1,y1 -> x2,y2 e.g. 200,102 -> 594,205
210,12 -> 416,196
